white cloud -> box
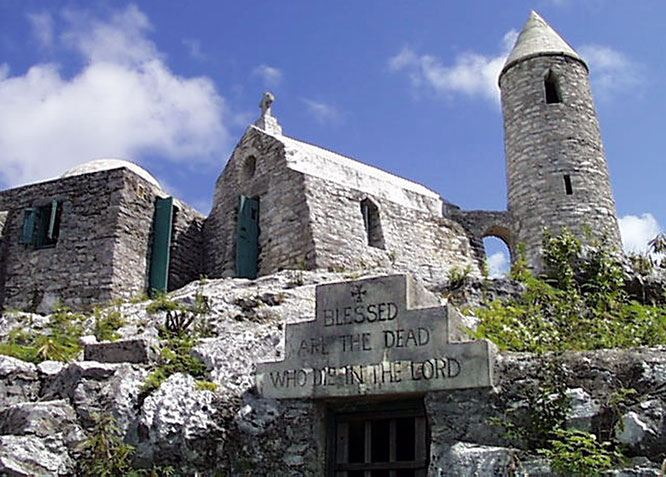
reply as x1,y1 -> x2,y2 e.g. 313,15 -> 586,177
388,30 -> 518,103
302,98 -> 340,124
0,64 -> 9,80
389,31 -> 639,104
487,251 -> 510,278
182,38 -> 204,60
618,213 -> 662,253
578,44 -> 641,100
252,64 -> 283,87
0,5 -> 229,188
27,11 -> 54,48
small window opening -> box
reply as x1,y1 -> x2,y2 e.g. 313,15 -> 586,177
544,70 -> 562,104
0,210 -> 8,239
330,401 -> 429,476
242,155 -> 257,180
21,201 -> 62,248
360,198 -> 385,250
564,174 -> 573,195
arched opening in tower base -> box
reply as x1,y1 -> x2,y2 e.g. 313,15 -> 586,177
482,224 -> 513,278
483,236 -> 511,278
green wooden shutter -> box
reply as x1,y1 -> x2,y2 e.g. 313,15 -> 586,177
21,208 -> 38,244
47,201 -> 58,240
149,197 -> 173,295
236,195 -> 259,279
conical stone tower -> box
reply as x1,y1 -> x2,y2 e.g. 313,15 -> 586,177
499,11 -> 622,268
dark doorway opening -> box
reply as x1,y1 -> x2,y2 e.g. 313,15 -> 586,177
329,399 -> 429,476
236,195 -> 260,279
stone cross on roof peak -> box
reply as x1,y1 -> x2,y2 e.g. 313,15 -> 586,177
254,91 -> 283,135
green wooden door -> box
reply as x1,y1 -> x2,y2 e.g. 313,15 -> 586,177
149,197 -> 173,295
236,196 -> 259,279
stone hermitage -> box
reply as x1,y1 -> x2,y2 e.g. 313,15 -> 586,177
255,275 -> 495,398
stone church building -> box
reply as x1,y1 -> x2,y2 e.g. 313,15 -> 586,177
0,12 -> 621,313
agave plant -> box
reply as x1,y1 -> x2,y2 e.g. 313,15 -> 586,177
649,232 -> 666,254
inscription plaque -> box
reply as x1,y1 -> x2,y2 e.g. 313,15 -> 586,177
256,275 -> 494,398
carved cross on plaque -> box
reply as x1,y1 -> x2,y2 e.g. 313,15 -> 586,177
350,284 -> 366,303
255,274 -> 495,399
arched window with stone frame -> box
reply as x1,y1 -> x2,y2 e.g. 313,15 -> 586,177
544,69 -> 562,104
360,198 -> 385,249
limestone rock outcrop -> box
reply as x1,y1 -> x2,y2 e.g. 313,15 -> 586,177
0,271 -> 664,475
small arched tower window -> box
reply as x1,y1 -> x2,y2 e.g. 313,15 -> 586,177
544,70 -> 562,104
564,174 -> 573,195
360,198 -> 385,249
242,155 -> 257,180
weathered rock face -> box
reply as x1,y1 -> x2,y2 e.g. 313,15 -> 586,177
0,399 -> 83,475
136,373 -> 224,468
0,435 -> 74,476
0,271 -> 665,476
0,356 -> 39,407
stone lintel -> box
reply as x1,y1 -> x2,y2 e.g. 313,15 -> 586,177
84,339 -> 156,364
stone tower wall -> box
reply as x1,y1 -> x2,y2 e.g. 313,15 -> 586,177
203,128 -> 317,278
500,55 -> 621,268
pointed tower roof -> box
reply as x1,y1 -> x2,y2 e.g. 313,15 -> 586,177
501,11 -> 586,76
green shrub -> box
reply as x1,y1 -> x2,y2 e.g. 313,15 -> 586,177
78,414 -> 176,476
492,357 -> 624,474
471,230 -> 666,352
77,414 -> 134,476
140,335 -> 208,396
540,428 -> 622,476
0,306 -> 85,363
93,308 -> 125,342
146,294 -> 181,314
196,380 -> 218,392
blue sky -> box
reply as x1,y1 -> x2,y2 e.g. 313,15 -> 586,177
0,1 -> 663,275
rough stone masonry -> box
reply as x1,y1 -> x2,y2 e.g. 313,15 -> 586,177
0,11 -> 623,312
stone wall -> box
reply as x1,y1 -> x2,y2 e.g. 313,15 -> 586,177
500,55 -> 621,269
231,348 -> 666,476
203,127 -> 318,278
169,200 -> 205,290
103,172 -> 206,301
108,172 -> 159,302
304,173 -> 480,289
448,208 -> 515,267
0,171 -> 125,312
0,211 -> 8,310
0,168 -> 204,311
205,126 -> 481,287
